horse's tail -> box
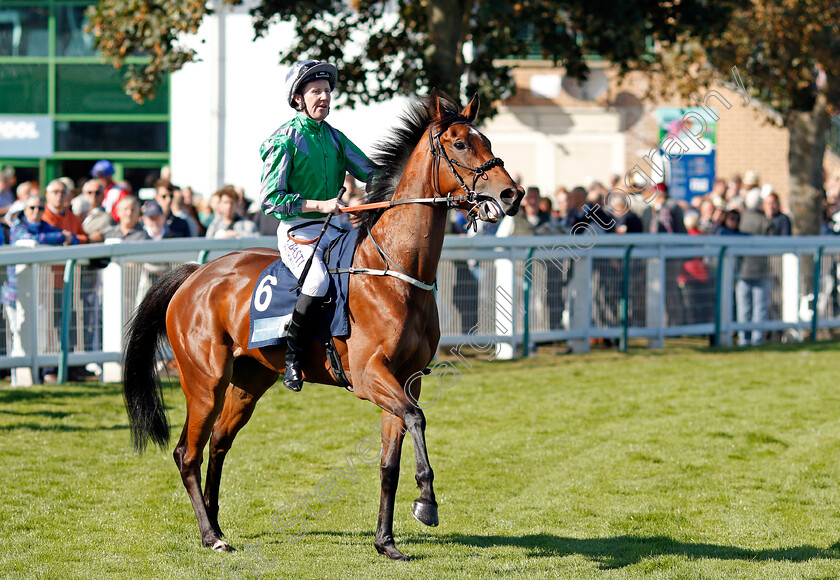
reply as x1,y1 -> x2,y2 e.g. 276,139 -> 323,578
123,263 -> 200,453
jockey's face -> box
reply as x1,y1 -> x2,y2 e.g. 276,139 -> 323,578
296,79 -> 331,121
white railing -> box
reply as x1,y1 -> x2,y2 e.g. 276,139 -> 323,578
2,233 -> 839,385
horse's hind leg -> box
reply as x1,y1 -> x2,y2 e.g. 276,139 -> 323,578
204,357 -> 279,539
374,411 -> 408,561
172,342 -> 233,551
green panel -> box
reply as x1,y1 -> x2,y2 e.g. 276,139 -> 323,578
56,64 -> 169,115
0,64 -> 49,113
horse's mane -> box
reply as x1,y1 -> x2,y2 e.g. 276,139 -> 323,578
355,93 -> 466,241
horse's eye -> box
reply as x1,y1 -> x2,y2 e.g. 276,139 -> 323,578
453,141 -> 467,151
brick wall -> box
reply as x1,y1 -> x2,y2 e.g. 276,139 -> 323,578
500,63 -> 834,206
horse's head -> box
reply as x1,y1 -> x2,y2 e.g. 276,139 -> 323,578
428,91 -> 524,222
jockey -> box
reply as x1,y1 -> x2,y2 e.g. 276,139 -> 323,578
259,59 -> 374,392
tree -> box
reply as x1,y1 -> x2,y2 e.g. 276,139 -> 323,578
87,0 -> 727,118
644,0 -> 840,235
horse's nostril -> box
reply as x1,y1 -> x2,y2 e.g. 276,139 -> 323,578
500,188 -> 517,204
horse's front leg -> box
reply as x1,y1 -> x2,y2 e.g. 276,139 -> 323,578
402,380 -> 438,527
360,360 -> 438,560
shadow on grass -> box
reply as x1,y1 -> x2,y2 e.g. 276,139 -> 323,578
0,384 -> 123,404
0,409 -> 73,419
0,422 -> 128,432
407,533 -> 840,568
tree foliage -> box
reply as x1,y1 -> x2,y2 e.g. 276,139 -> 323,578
87,0 -> 728,114
643,0 -> 840,234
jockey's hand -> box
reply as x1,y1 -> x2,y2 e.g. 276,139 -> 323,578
320,197 -> 347,216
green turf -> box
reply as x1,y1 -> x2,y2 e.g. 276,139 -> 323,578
4,341 -> 840,579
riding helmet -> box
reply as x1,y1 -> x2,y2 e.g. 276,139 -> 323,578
285,60 -> 338,109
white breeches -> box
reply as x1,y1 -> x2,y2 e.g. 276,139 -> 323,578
276,218 -> 342,297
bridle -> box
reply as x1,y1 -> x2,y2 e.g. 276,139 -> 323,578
427,120 -> 506,230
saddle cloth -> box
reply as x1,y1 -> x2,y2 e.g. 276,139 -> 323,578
248,226 -> 360,349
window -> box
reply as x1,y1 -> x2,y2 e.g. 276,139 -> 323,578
0,6 -> 48,57
55,121 -> 168,152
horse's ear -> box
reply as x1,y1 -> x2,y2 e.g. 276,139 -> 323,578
429,89 -> 444,121
461,94 -> 480,122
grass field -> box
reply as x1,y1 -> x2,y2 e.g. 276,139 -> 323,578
4,341 -> 840,579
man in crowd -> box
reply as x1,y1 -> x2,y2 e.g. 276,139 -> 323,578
205,186 -> 259,239
0,166 -> 16,219
764,192 -> 792,236
736,188 -> 772,346
103,197 -> 150,241
81,179 -> 115,237
93,160 -> 129,222
153,180 -> 192,237
43,179 -> 102,243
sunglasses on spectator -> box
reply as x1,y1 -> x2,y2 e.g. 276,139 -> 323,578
26,205 -> 45,211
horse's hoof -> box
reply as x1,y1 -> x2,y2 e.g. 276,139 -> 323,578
211,539 -> 233,552
375,542 -> 411,561
412,500 -> 439,527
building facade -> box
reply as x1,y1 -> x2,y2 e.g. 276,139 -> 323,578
0,1 -> 170,193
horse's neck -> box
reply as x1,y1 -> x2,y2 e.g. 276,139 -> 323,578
365,154 -> 447,285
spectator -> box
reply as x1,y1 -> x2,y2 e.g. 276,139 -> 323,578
205,187 -> 259,239
200,189 -> 222,229
0,166 -> 16,218
11,194 -> 77,246
153,180 -> 192,238
764,192 -> 791,236
736,188 -> 772,346
698,198 -> 718,234
716,209 -> 743,235
141,200 -> 168,240
77,179 -> 115,355
613,192 -> 643,234
4,181 -> 40,226
649,183 -> 687,233
174,186 -> 206,236
103,197 -> 150,241
558,187 -> 588,232
726,173 -> 743,204
509,186 -> 549,235
4,195 -> 77,383
43,179 -> 102,243
81,179 -> 115,236
678,211 -> 710,325
92,160 -> 129,222
708,177 -> 727,209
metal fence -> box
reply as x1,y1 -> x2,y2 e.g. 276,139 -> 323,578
2,233 -> 840,385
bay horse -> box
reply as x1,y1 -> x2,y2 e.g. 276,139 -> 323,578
122,91 -> 523,561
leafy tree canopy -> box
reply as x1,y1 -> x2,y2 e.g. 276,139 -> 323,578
87,0 -> 729,115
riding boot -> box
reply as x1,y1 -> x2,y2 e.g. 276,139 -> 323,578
284,294 -> 324,392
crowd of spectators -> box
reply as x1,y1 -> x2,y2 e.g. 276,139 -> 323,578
0,161 -> 289,250
1,158 -> 838,372
444,169 -> 824,348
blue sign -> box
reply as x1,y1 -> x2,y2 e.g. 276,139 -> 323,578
667,150 -> 716,202
0,116 -> 53,158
